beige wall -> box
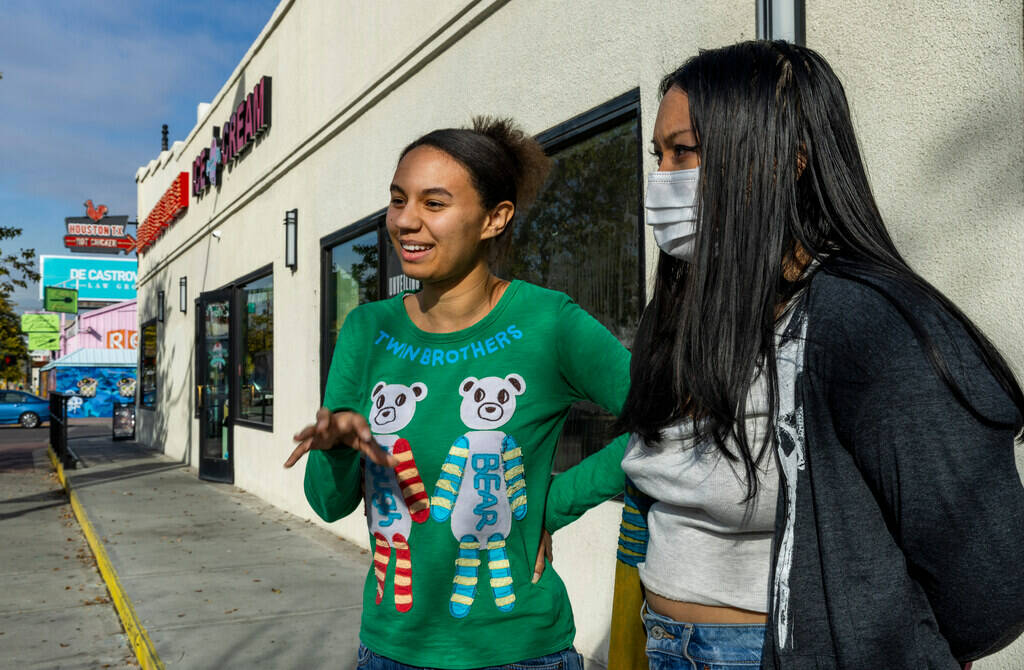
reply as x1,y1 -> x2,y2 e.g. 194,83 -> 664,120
815,3 -> 1024,668
136,0 -> 1023,666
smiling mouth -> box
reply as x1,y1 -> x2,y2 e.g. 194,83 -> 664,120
400,241 -> 434,252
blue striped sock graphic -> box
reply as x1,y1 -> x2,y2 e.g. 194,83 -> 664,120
450,534 -> 479,618
487,533 -> 515,612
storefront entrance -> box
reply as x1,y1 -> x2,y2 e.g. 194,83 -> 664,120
197,290 -> 234,483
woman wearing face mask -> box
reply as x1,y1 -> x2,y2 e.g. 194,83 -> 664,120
283,117 -> 631,670
613,41 -> 1024,669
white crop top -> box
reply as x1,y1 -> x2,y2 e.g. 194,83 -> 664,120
620,300 -> 805,613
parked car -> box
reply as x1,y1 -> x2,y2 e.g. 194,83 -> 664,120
0,390 -> 50,428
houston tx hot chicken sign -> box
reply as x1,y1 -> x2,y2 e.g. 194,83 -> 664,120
64,200 -> 135,255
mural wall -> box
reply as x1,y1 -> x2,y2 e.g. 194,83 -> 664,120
55,366 -> 137,418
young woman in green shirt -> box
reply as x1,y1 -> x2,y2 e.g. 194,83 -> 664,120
283,118 -> 631,669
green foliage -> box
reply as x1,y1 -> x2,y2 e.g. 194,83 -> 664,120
1,226 -> 39,298
0,227 -> 39,383
504,121 -> 642,345
0,293 -> 29,382
350,241 -> 379,302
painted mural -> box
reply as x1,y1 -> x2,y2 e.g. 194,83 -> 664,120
55,366 -> 137,418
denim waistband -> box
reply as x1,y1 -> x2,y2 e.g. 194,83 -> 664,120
641,601 -> 765,666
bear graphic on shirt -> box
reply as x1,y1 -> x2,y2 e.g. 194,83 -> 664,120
431,374 -> 528,618
364,381 -> 430,613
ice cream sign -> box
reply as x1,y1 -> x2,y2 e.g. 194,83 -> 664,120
192,75 -> 272,197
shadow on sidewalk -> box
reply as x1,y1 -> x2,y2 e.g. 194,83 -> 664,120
0,488 -> 66,522
63,438 -> 189,490
69,460 -> 189,491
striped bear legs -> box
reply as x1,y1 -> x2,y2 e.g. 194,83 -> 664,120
373,532 -> 391,606
449,534 -> 516,618
450,535 -> 480,618
373,532 -> 414,612
487,533 -> 515,612
392,534 -> 413,613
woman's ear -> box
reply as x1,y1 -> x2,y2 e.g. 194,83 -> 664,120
480,201 -> 515,240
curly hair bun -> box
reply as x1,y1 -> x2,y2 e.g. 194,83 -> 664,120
469,116 -> 551,213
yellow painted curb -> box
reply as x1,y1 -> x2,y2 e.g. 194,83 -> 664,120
48,447 -> 166,670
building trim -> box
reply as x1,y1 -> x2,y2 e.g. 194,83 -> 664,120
137,0 -> 510,287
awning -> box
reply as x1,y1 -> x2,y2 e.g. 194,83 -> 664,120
40,348 -> 137,371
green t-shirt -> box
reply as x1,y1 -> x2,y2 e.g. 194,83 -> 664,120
304,280 -> 631,668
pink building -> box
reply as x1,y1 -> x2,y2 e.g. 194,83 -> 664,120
60,299 -> 138,357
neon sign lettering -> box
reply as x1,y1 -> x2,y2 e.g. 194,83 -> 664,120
192,75 -> 272,197
137,172 -> 189,254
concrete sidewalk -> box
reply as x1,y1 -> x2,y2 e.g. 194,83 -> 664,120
62,435 -> 367,669
0,436 -> 135,669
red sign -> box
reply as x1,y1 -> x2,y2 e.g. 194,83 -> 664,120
106,329 -> 139,349
64,234 -> 137,251
64,210 -> 134,255
137,172 -> 189,254
68,222 -> 126,236
84,200 -> 109,222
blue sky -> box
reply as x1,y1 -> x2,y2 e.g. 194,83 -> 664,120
0,0 -> 281,311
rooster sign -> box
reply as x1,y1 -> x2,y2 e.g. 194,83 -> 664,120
84,200 -> 109,222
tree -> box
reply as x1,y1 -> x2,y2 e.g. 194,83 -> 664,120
1,227 -> 40,384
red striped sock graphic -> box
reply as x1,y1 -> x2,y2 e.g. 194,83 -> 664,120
373,532 -> 390,605
391,438 -> 430,523
393,534 -> 413,613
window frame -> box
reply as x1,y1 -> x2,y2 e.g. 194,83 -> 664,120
319,209 -> 387,398
528,89 -> 645,475
532,88 -> 646,316
139,318 -> 158,411
231,264 -> 275,432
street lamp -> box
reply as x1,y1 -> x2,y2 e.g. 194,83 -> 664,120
284,209 -> 298,271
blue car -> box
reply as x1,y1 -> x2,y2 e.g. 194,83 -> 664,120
0,390 -> 50,428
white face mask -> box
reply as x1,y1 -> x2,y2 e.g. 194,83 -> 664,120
645,167 -> 699,261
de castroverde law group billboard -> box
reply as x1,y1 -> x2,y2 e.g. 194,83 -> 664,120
39,255 -> 138,302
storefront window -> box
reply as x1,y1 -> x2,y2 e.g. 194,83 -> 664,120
238,274 -> 273,425
324,227 -> 380,360
507,96 -> 643,471
140,321 -> 157,409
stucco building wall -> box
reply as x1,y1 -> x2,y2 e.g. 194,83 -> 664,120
136,1 -> 1023,666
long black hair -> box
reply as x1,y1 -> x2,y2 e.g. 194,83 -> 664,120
615,40 -> 1024,498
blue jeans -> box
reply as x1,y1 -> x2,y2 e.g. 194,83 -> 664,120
356,643 -> 584,670
642,602 -> 765,670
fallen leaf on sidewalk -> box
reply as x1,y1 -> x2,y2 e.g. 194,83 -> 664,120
271,588 -> 281,594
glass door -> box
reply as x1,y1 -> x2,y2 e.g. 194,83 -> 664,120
197,289 -> 234,483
